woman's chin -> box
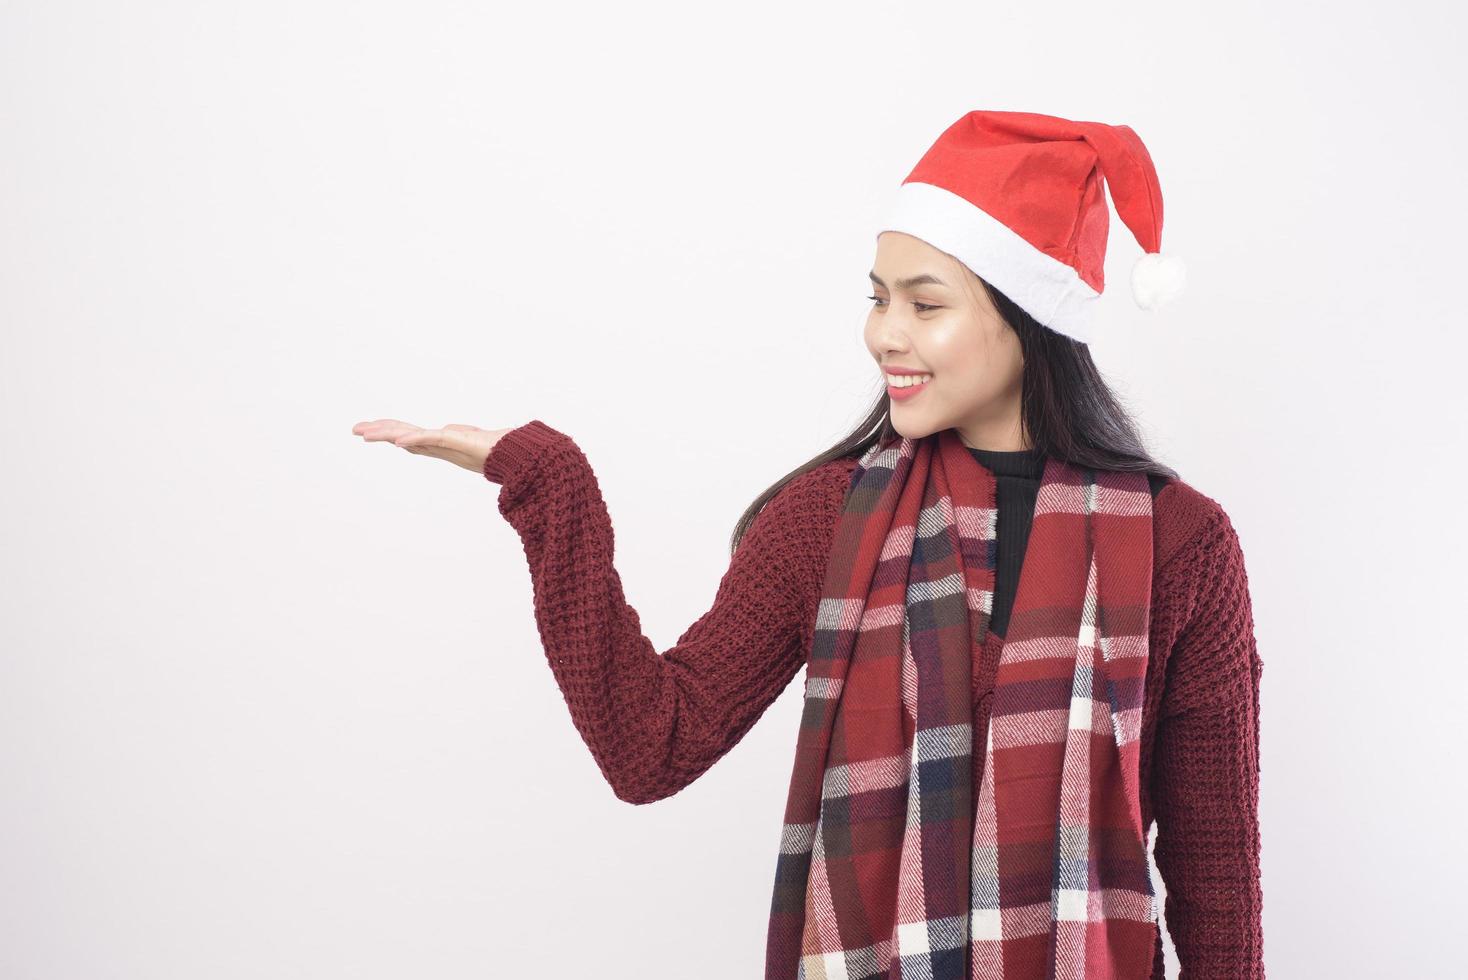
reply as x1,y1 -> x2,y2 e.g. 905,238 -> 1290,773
889,413 -> 944,442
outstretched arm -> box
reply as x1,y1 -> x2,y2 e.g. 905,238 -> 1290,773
485,420 -> 852,805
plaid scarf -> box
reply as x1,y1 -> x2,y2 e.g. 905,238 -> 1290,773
765,428 -> 1158,979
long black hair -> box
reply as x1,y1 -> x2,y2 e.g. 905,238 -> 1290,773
729,274 -> 1179,555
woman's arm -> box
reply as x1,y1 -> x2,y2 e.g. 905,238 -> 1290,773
1150,509 -> 1266,978
484,419 -> 852,805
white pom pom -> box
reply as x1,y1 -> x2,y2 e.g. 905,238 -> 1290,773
1130,252 -> 1187,310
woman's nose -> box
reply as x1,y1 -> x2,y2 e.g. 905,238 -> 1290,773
872,318 -> 914,353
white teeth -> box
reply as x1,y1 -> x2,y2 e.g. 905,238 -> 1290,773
885,373 -> 932,387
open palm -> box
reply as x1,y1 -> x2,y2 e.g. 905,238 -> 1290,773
351,418 -> 512,474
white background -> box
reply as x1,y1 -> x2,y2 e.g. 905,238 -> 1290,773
3,1 -> 1463,977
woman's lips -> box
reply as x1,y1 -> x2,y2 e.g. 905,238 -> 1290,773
887,377 -> 931,401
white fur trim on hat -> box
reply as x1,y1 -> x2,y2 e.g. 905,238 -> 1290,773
876,180 -> 1101,344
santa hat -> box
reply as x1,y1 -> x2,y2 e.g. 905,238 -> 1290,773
876,109 -> 1186,344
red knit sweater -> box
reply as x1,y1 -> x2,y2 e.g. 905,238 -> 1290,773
483,419 -> 1265,979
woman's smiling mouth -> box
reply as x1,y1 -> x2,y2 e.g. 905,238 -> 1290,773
885,371 -> 933,401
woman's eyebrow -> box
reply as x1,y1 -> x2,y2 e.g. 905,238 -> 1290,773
868,271 -> 948,290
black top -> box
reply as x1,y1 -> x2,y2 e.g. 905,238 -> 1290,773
967,446 -> 1169,638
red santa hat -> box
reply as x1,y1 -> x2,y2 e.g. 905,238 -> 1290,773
876,109 -> 1186,344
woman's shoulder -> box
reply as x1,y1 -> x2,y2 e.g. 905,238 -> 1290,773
757,456 -> 862,529
731,458 -> 863,609
739,457 -> 863,570
1150,473 -> 1245,573
1148,474 -> 1261,717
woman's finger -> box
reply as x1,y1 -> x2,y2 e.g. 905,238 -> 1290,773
351,418 -> 413,434
352,419 -> 422,442
395,428 -> 475,461
394,428 -> 444,450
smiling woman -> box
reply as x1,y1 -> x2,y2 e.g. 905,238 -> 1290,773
366,108 -> 1261,980
867,234 -> 1033,431
730,228 -> 1178,556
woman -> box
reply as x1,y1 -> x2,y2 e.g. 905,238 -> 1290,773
352,109 -> 1264,980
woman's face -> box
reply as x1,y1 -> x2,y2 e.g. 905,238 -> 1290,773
864,232 -> 1030,451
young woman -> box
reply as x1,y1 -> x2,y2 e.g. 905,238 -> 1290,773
353,110 -> 1263,980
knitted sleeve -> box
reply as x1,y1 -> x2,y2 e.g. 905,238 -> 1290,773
482,419 -> 852,805
1150,509 -> 1266,978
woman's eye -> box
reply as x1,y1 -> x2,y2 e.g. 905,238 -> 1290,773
866,294 -> 938,312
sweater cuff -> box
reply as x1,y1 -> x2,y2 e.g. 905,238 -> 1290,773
482,419 -> 568,485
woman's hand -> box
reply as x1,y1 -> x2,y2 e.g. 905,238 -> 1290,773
351,418 -> 514,474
